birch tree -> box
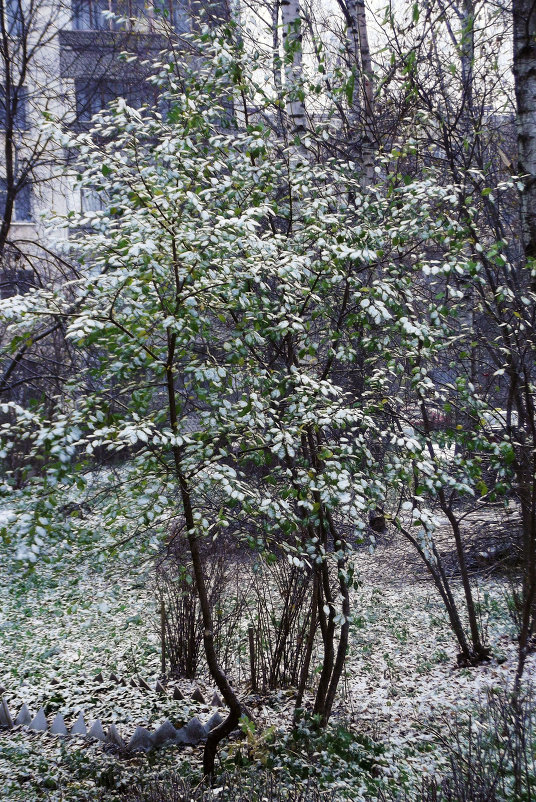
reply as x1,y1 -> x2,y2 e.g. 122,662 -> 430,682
336,0 -> 374,180
511,0 -> 536,682
280,0 -> 306,133
514,0 -> 536,263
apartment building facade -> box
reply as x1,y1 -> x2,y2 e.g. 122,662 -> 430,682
0,0 -> 224,299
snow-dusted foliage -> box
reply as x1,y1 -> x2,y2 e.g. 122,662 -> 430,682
0,28 -> 513,724
1,54 -> 472,541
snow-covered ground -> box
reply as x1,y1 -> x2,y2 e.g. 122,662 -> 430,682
0,506 -> 533,801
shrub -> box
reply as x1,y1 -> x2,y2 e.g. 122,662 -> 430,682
121,770 -> 335,802
380,684 -> 536,802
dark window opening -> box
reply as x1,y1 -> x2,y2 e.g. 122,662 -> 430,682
153,0 -> 190,33
5,0 -> 23,37
0,267 -> 34,299
0,86 -> 28,131
72,0 -> 150,30
71,0 -> 189,32
75,78 -> 159,122
72,0 -> 112,30
0,180 -> 32,222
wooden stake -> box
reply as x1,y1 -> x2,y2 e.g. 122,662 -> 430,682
248,623 -> 257,693
160,598 -> 166,677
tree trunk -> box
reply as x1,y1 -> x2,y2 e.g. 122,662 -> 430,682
355,0 -> 373,123
294,574 -> 318,715
344,0 -> 373,183
399,523 -> 473,662
272,0 -> 282,95
512,0 -> 536,685
515,453 -> 536,684
513,0 -> 536,261
280,0 -> 306,135
165,332 -> 242,778
337,0 -> 363,124
0,2 -> 16,256
418,397 -> 489,662
460,0 -> 475,125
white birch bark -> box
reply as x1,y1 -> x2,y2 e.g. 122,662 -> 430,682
341,0 -> 363,124
460,0 -> 475,124
345,0 -> 373,183
272,0 -> 282,95
513,0 -> 536,261
280,0 -> 306,135
354,0 -> 373,122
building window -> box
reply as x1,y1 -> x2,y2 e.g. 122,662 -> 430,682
72,0 -> 111,30
0,86 -> 28,131
71,0 -> 189,32
153,0 -> 189,33
75,78 -> 158,122
72,0 -> 149,30
0,180 -> 32,222
75,79 -> 119,122
115,0 -> 150,21
5,0 -> 23,37
0,267 -> 34,300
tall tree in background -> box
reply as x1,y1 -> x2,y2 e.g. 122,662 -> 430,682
0,0 -> 65,267
512,0 -> 536,683
514,0 -> 536,263
0,0 -> 80,427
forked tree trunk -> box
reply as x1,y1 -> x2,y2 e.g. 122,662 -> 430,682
165,332 -> 242,777
419,398 -> 489,663
299,428 -> 350,726
399,523 -> 473,660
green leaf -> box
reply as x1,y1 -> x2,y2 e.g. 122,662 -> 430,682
345,72 -> 355,107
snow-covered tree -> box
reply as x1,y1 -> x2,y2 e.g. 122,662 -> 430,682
0,24 -> 507,768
